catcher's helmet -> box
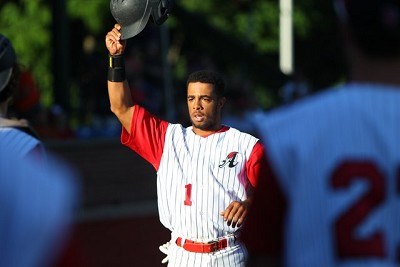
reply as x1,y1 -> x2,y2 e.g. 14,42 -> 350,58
110,0 -> 171,40
0,34 -> 16,93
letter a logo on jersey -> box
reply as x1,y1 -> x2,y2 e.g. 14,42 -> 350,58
219,151 -> 239,168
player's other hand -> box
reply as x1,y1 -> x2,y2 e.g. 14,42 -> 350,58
105,24 -> 126,56
220,198 -> 252,228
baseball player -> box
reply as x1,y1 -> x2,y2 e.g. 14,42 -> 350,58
0,33 -> 45,160
105,22 -> 267,266
240,0 -> 400,266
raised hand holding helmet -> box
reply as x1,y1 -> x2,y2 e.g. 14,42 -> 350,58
110,0 -> 171,40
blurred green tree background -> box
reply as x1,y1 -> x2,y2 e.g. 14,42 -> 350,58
0,0 -> 345,114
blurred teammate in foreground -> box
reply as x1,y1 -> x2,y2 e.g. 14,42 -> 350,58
0,33 -> 45,160
0,143 -> 79,267
241,0 -> 400,266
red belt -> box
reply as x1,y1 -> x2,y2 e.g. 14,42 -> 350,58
176,237 -> 229,253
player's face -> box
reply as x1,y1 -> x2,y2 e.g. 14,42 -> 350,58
187,82 -> 225,133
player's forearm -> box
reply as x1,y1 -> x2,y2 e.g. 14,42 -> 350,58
108,80 -> 134,133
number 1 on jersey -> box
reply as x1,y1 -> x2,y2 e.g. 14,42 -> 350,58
184,184 -> 192,206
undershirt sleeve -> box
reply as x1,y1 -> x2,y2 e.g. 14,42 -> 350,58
121,105 -> 169,170
245,141 -> 267,188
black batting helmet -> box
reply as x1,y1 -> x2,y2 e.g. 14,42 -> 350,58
0,34 -> 16,93
110,0 -> 171,40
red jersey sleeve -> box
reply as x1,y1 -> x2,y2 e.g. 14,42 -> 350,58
245,141 -> 267,188
121,105 -> 169,170
240,149 -> 287,259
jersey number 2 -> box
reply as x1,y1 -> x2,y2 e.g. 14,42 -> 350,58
331,161 -> 399,262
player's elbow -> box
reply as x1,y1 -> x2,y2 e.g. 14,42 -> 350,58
110,105 -> 133,131
110,104 -> 129,118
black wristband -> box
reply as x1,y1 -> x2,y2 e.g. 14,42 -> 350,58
108,68 -> 126,82
108,54 -> 126,82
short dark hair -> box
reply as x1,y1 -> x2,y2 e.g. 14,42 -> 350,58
187,70 -> 226,98
340,0 -> 400,58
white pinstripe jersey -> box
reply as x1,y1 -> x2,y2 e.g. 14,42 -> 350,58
0,127 -> 44,159
161,125 -> 258,267
158,124 -> 258,239
247,83 -> 400,267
